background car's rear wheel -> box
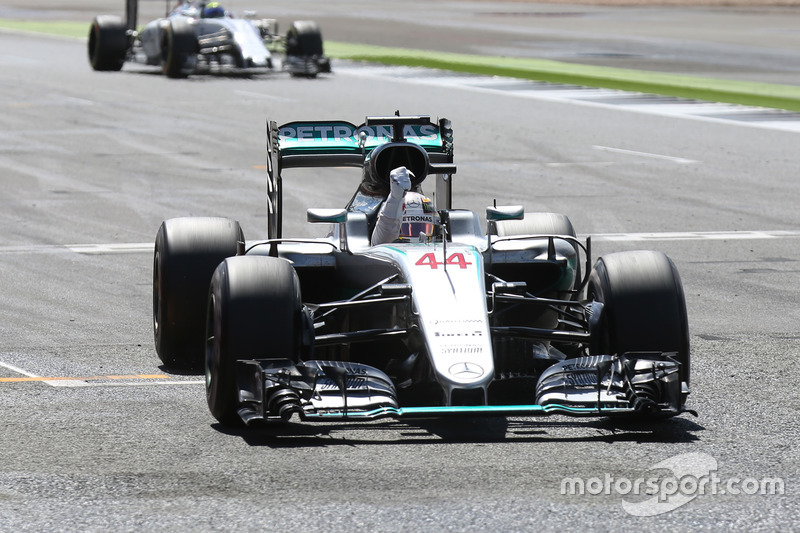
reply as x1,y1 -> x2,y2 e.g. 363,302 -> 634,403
153,217 -> 243,370
88,16 -> 128,71
161,19 -> 196,78
285,21 -> 324,78
205,256 -> 303,426
587,250 -> 690,398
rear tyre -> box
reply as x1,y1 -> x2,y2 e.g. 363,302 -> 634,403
205,256 -> 303,426
285,21 -> 324,78
493,212 -> 580,293
153,217 -> 243,370
161,19 -> 196,78
88,16 -> 128,71
587,250 -> 690,394
492,212 -> 576,239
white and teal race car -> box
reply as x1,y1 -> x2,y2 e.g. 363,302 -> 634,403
152,114 -> 692,427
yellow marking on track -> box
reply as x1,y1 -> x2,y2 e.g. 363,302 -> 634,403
0,374 -> 169,383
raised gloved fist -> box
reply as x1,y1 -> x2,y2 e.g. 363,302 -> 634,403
389,166 -> 413,200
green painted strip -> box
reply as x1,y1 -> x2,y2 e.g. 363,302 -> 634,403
326,41 -> 800,112
3,18 -> 800,112
0,19 -> 88,39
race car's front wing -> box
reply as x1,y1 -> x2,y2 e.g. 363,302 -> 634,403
233,353 -> 690,425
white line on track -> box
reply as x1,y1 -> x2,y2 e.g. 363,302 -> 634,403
0,229 -> 800,256
234,90 -> 296,102
65,243 -> 154,254
2,231 -> 800,257
0,360 -> 37,377
0,358 -> 205,388
335,64 -> 800,134
592,145 -> 699,164
0,360 -> 90,387
590,230 -> 800,242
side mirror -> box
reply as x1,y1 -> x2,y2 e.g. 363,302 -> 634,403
307,208 -> 347,224
307,208 -> 351,253
486,205 -> 524,222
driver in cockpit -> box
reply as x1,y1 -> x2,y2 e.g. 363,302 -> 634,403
371,167 -> 437,245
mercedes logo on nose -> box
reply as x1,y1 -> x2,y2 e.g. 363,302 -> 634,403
448,362 -> 484,379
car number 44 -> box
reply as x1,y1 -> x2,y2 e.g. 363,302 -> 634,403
415,252 -> 472,269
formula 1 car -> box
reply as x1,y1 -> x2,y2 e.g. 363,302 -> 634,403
152,114 -> 692,427
89,0 -> 330,78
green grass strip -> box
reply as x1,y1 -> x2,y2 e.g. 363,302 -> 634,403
326,41 -> 800,112
0,19 -> 88,39
4,19 -> 800,112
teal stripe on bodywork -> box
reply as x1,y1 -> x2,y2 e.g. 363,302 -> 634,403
301,403 -> 634,420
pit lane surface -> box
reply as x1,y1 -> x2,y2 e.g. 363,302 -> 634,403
1,4 -> 799,531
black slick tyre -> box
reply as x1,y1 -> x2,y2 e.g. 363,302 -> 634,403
587,250 -> 690,391
492,212 -> 576,240
153,217 -> 243,370
161,19 -> 196,78
285,21 -> 324,77
205,256 -> 302,426
493,212 -> 581,293
88,16 -> 128,71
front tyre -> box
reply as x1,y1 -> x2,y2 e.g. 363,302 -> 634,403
205,256 -> 303,426
88,16 -> 129,71
153,217 -> 243,370
587,250 -> 690,399
161,19 -> 196,78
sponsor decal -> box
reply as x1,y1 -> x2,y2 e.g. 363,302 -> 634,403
448,362 -> 485,378
402,214 -> 435,223
415,252 -> 472,269
278,123 -> 439,143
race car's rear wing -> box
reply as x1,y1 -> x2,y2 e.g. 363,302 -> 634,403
275,117 -> 449,167
265,115 -> 455,239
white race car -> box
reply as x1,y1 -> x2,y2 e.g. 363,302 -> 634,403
89,0 -> 330,78
152,114 -> 692,427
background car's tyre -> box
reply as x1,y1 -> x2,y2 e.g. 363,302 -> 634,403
286,21 -> 324,56
88,16 -> 128,71
153,217 -> 243,370
161,19 -> 196,78
285,21 -> 324,77
205,256 -> 303,426
587,250 -> 690,390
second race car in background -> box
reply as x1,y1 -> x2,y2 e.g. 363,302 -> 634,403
88,0 -> 331,78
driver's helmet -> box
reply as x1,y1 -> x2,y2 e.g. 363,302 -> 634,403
400,192 -> 438,241
203,2 -> 226,17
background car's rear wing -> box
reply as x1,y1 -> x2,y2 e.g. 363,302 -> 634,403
265,115 -> 455,239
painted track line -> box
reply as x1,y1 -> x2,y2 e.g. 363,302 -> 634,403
590,230 -> 800,242
0,361 -> 202,387
1,231 -> 799,259
592,145 -> 699,164
335,63 -> 800,134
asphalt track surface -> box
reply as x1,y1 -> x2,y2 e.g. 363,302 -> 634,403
1,1 -> 799,531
